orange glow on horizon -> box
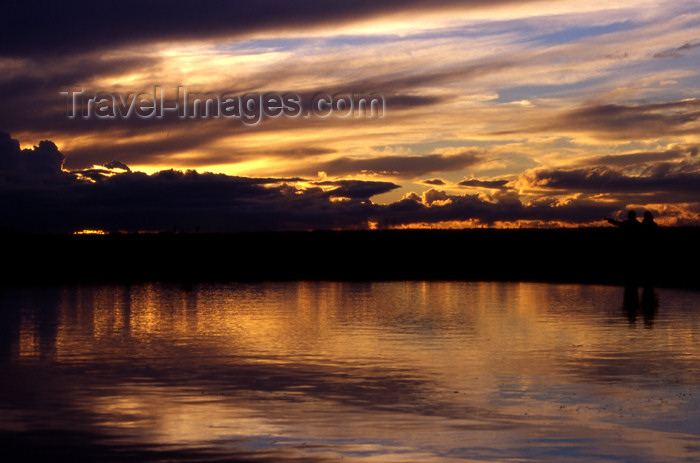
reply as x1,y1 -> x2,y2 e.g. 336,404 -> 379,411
73,229 -> 107,235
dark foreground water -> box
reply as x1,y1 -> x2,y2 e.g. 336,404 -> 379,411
1,282 -> 699,462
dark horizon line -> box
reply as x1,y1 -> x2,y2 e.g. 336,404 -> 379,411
4,227 -> 700,290
3,224 -> 695,236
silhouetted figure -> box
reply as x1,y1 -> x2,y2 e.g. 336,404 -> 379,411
607,210 -> 641,230
641,211 -> 658,229
606,210 -> 646,287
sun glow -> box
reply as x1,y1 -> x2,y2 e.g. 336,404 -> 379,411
73,229 -> 107,235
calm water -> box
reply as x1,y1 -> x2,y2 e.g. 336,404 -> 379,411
1,282 -> 699,462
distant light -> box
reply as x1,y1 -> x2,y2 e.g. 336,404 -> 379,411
73,229 -> 106,235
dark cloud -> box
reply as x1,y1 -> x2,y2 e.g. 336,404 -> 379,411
0,131 -> 397,232
384,94 -> 444,108
61,124 -> 227,169
0,54 -> 164,135
376,189 -> 619,226
653,41 -> 700,59
0,0 -> 529,58
312,180 -> 399,198
492,99 -> 700,141
522,162 -> 700,203
552,99 -> 700,140
458,178 -> 510,189
524,167 -> 630,192
0,132 -> 66,181
102,160 -> 131,172
0,172 -> 376,233
2,132 -> 697,231
421,178 -> 446,185
579,148 -> 689,167
299,150 -> 482,179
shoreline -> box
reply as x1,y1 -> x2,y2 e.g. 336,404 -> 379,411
3,228 -> 699,290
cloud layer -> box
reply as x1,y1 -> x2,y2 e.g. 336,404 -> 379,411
6,131 -> 698,232
1,0 -> 699,228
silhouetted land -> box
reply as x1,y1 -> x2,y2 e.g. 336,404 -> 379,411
2,228 -> 699,289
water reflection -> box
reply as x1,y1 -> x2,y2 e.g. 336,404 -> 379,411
622,284 -> 659,327
0,282 -> 698,462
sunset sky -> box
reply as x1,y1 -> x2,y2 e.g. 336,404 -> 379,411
1,0 -> 699,232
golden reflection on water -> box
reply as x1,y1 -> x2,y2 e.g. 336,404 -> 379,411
1,282 -> 699,462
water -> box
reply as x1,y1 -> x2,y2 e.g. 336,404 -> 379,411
1,282 -> 699,462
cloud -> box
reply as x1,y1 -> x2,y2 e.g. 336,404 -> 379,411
578,146 -> 693,168
0,54 -> 165,134
420,178 -> 446,186
520,161 -> 700,202
0,0 -> 531,58
0,132 -> 66,181
296,150 -> 482,179
0,131 -> 401,232
6,130 -> 700,230
550,99 -> 700,140
653,41 -> 700,59
102,160 -> 131,172
377,188 -> 619,226
5,2 -> 697,179
3,1 -> 700,229
458,178 -> 511,189
0,132 -> 544,231
385,94 -> 445,109
312,179 -> 400,198
61,125 -> 229,168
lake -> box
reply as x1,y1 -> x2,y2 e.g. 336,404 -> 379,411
1,281 -> 699,462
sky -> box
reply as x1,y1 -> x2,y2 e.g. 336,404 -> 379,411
1,0 -> 699,232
